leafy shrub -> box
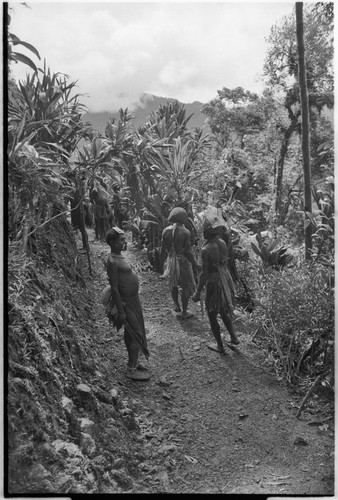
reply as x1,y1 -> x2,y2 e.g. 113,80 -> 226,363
250,231 -> 293,268
250,263 -> 334,386
307,175 -> 334,267
234,260 -> 255,313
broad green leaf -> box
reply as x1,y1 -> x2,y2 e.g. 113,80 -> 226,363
91,137 -> 102,160
261,246 -> 269,261
251,242 -> 262,258
11,35 -> 41,59
267,238 -> 281,252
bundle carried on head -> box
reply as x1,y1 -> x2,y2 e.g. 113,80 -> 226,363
168,207 -> 188,224
203,206 -> 227,235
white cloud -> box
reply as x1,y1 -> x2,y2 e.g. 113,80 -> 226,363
159,60 -> 196,87
9,2 -> 295,112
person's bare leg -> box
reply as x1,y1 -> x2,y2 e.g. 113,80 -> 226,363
221,311 -> 239,344
181,288 -> 193,319
124,330 -> 139,369
94,218 -> 99,240
124,330 -> 150,380
171,286 -> 181,312
207,311 -> 225,353
99,219 -> 106,241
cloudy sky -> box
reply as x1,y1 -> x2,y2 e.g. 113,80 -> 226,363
9,1 -> 296,113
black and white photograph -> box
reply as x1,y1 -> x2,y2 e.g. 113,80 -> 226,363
6,0 -> 334,496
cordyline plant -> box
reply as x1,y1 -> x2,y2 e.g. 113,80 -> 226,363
75,110 -> 134,189
135,100 -> 210,207
13,61 -> 92,157
131,134 -> 207,226
141,100 -> 193,141
83,108 -> 158,213
8,60 -> 92,253
152,134 -> 211,201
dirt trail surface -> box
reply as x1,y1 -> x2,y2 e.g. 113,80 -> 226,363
78,232 -> 334,495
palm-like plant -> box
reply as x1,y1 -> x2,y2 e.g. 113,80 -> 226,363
13,62 -> 92,158
139,100 -> 193,141
83,109 -> 141,208
152,135 -> 210,201
8,59 -> 92,251
7,9 -> 41,72
104,109 -> 135,157
125,105 -> 211,236
134,100 -> 203,204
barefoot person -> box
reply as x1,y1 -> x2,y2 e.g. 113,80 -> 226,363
160,207 -> 200,320
192,210 -> 239,353
104,227 -> 150,380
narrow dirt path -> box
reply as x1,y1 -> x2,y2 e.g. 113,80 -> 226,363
86,232 -> 334,495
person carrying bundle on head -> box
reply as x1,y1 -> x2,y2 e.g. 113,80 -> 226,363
192,207 -> 239,353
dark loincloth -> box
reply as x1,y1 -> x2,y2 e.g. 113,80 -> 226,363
93,204 -> 106,219
101,286 -> 149,358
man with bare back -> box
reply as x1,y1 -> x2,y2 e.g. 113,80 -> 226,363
160,207 -> 201,320
105,227 -> 150,380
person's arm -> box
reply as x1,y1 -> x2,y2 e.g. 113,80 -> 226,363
192,249 -> 208,302
219,239 -> 230,267
159,230 -> 168,274
184,230 -> 201,272
107,256 -> 126,323
104,200 -> 110,217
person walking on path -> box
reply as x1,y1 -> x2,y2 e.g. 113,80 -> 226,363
192,209 -> 239,353
102,227 -> 151,381
160,207 -> 201,320
90,186 -> 111,241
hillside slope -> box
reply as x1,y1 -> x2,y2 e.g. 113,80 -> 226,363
82,94 -> 209,135
7,223 -> 334,494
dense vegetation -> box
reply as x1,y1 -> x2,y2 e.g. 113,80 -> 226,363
7,2 -> 334,491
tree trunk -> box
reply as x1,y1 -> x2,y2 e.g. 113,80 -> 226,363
279,174 -> 302,225
20,201 -> 35,254
274,120 -> 299,224
296,2 -> 312,259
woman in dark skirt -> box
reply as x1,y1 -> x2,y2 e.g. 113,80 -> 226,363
192,218 -> 239,354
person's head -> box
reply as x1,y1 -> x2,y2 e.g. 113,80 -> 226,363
168,207 -> 188,224
176,199 -> 193,219
106,227 -> 127,252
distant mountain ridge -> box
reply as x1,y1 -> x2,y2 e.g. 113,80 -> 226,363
82,94 -> 210,135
